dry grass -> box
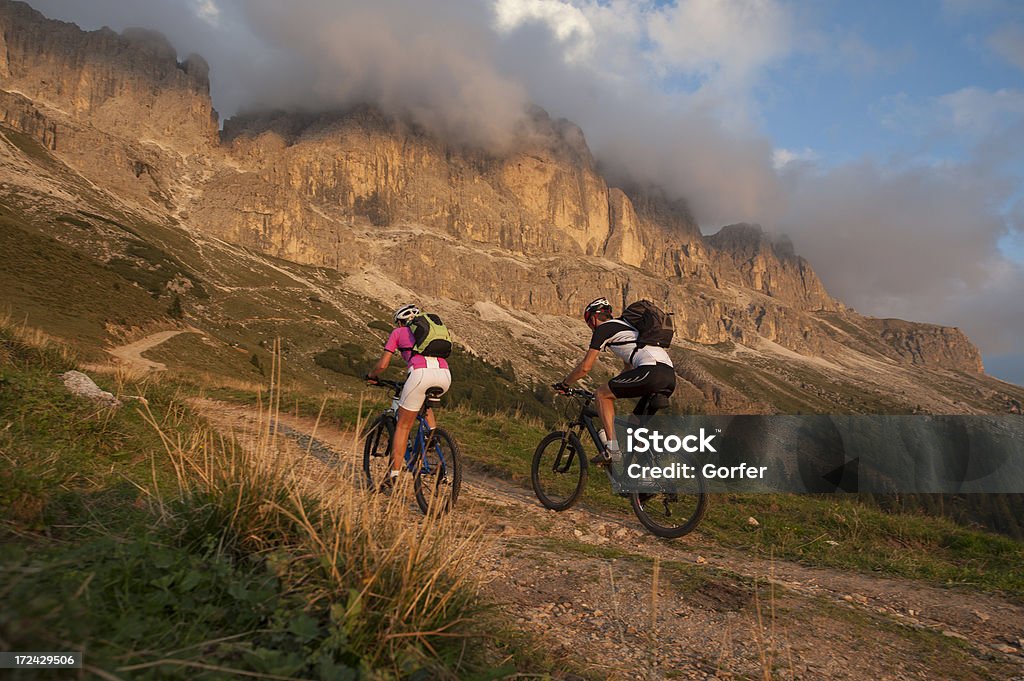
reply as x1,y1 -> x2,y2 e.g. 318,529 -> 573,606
141,342 -> 490,674
0,310 -> 76,368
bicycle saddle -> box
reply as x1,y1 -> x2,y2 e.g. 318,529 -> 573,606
425,387 -> 445,403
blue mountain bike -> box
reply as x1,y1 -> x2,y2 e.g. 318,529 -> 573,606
363,379 -> 462,513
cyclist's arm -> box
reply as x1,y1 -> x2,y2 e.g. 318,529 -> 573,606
562,348 -> 600,385
367,350 -> 394,380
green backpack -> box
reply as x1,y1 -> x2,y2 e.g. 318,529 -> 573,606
406,313 -> 453,358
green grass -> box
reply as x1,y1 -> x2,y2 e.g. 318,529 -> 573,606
106,239 -> 208,299
0,324 -> 555,679
698,494 -> 1024,597
0,207 -> 170,355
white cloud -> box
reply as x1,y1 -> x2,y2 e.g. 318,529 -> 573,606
772,147 -> 818,170
646,0 -> 794,89
493,0 -> 596,62
941,87 -> 1024,134
192,0 -> 220,26
779,159 -> 1024,354
989,24 -> 1024,72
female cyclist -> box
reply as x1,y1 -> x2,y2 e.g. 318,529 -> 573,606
366,304 -> 452,491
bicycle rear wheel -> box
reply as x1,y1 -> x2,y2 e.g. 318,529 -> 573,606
531,431 -> 588,511
362,414 -> 396,489
413,427 -> 462,514
629,470 -> 708,538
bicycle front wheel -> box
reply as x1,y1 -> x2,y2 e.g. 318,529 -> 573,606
362,414 -> 396,489
413,427 -> 462,514
629,470 -> 708,538
531,431 -> 588,511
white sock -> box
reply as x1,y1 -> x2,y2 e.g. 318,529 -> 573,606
606,440 -> 620,451
390,469 -> 400,478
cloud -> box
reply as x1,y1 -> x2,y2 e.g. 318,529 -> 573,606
779,160 -> 1017,326
646,0 -> 794,91
229,0 -> 533,151
772,147 -> 818,170
493,0 -> 596,62
940,87 -> 1024,135
989,24 -> 1024,72
191,0 -> 220,26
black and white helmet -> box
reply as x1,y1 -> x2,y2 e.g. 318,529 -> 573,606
583,297 -> 612,324
393,303 -> 420,325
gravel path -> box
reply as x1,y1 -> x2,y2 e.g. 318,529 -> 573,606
192,398 -> 1024,680
107,329 -> 196,371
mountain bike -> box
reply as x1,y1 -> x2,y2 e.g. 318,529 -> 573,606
363,379 -> 462,514
531,387 -> 707,538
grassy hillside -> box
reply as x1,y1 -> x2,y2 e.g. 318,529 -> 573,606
1,319 -> 564,679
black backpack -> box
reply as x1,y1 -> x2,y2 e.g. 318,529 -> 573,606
619,300 -> 674,349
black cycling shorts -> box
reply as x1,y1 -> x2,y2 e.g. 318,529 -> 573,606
608,363 -> 676,415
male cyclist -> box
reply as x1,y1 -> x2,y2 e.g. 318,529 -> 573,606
555,297 -> 675,465
366,304 -> 452,491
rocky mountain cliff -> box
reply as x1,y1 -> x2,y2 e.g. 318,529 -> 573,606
1,0 -> 995,404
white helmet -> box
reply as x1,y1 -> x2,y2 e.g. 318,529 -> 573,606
393,303 -> 420,325
584,297 -> 612,324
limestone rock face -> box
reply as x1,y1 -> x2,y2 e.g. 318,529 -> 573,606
0,0 -> 218,151
705,223 -> 836,311
870,319 -> 984,372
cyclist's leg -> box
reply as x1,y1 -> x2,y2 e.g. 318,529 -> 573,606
390,407 -> 419,472
595,383 -> 618,442
393,366 -> 451,463
597,365 -> 655,461
392,369 -> 430,472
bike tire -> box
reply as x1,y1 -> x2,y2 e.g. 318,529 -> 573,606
413,427 -> 462,514
531,431 -> 589,511
629,474 -> 708,539
362,414 -> 396,489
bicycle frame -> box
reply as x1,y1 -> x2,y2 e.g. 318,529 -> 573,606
374,379 -> 445,475
405,413 -> 441,474
553,390 -> 603,471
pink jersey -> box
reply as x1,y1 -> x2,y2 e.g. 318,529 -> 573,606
384,326 -> 450,370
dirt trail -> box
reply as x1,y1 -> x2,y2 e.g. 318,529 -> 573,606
193,398 -> 1024,680
106,329 -> 196,371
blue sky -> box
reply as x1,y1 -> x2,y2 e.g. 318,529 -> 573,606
761,1 -> 1024,232
30,0 -> 1024,384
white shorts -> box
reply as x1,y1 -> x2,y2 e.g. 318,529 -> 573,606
399,365 -> 452,412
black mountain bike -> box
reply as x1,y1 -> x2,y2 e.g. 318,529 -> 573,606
363,379 -> 462,514
531,387 -> 707,538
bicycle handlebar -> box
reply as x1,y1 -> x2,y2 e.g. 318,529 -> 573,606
368,378 -> 404,392
552,384 -> 595,400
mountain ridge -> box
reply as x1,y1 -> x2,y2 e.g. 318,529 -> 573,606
2,0 -> 1010,414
